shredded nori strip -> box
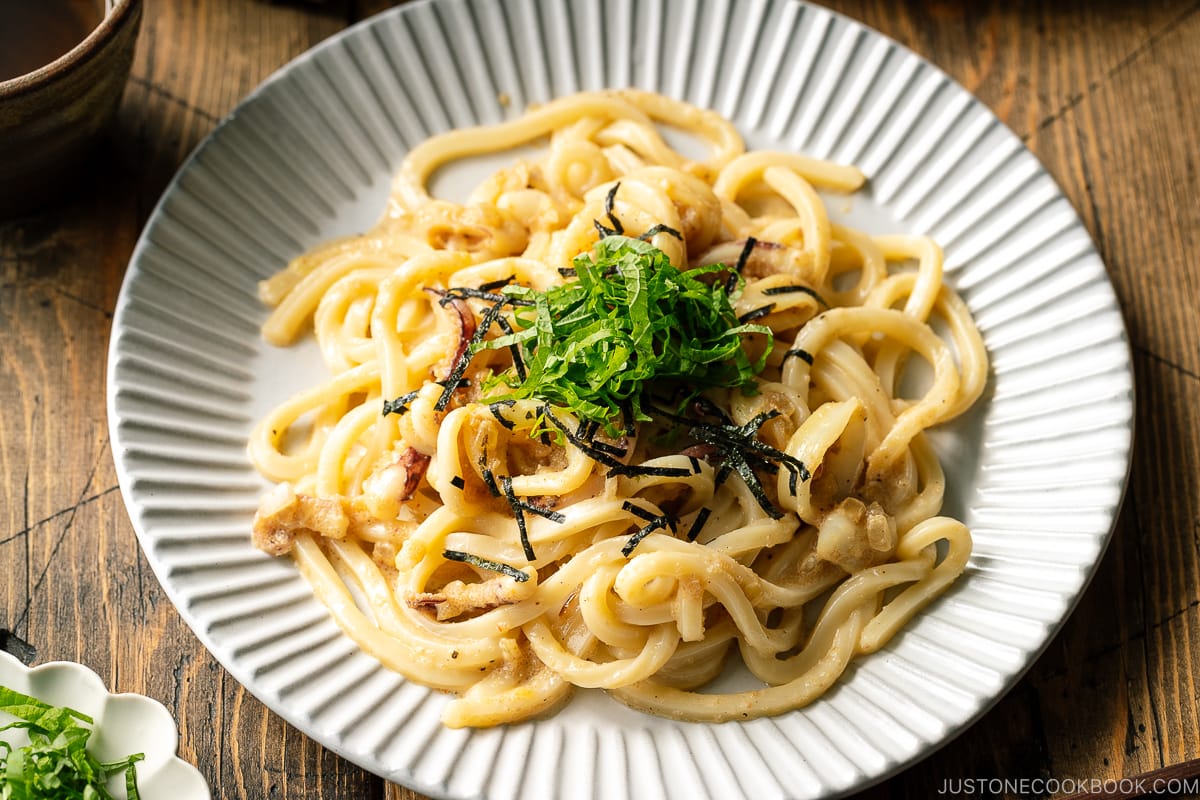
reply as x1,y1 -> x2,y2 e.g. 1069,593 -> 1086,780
783,348 -> 815,365
494,316 -> 527,382
382,390 -> 420,417
738,303 -> 775,324
590,439 -> 628,458
436,286 -> 503,304
688,455 -> 702,474
689,409 -> 788,458
620,501 -> 676,556
518,497 -> 566,523
686,507 -> 712,541
538,404 -> 689,477
637,223 -> 683,241
443,549 -> 530,582
719,451 -> 781,517
479,461 -> 501,497
488,399 -> 517,430
622,516 -> 674,556
576,418 -> 600,440
450,475 -> 465,490
538,406 -> 625,469
762,284 -> 827,306
649,405 -> 810,518
620,404 -> 637,438
499,475 -> 537,561
478,275 -> 517,292
620,463 -> 695,477
735,237 -> 757,273
724,269 -> 740,296
438,280 -> 534,308
436,297 -> 508,411
621,500 -> 661,524
557,266 -> 577,278
787,459 -> 812,495
594,183 -> 625,239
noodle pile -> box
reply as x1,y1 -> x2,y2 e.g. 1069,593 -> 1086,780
248,90 -> 987,727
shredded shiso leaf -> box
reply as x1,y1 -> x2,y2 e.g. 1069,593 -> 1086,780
479,235 -> 772,434
0,684 -> 143,800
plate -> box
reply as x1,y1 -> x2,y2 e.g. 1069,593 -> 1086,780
0,651 -> 210,798
106,1 -> 1134,797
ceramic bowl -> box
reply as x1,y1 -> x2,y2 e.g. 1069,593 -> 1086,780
0,0 -> 142,216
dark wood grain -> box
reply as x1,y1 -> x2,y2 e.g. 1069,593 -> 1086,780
2,2 -> 1198,799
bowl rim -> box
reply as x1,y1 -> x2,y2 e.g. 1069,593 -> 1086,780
0,0 -> 141,100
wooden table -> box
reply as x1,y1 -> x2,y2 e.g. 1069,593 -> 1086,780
2,1 -> 1197,798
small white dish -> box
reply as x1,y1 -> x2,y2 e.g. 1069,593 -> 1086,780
0,650 -> 210,799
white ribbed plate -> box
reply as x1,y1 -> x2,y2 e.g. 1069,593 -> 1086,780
106,1 -> 1134,798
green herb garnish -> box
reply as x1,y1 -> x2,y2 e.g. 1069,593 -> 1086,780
0,684 -> 143,799
480,235 -> 772,432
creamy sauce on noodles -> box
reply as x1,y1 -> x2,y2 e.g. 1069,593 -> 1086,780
248,90 -> 987,727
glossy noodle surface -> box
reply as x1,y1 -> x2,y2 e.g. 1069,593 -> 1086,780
247,90 -> 987,728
